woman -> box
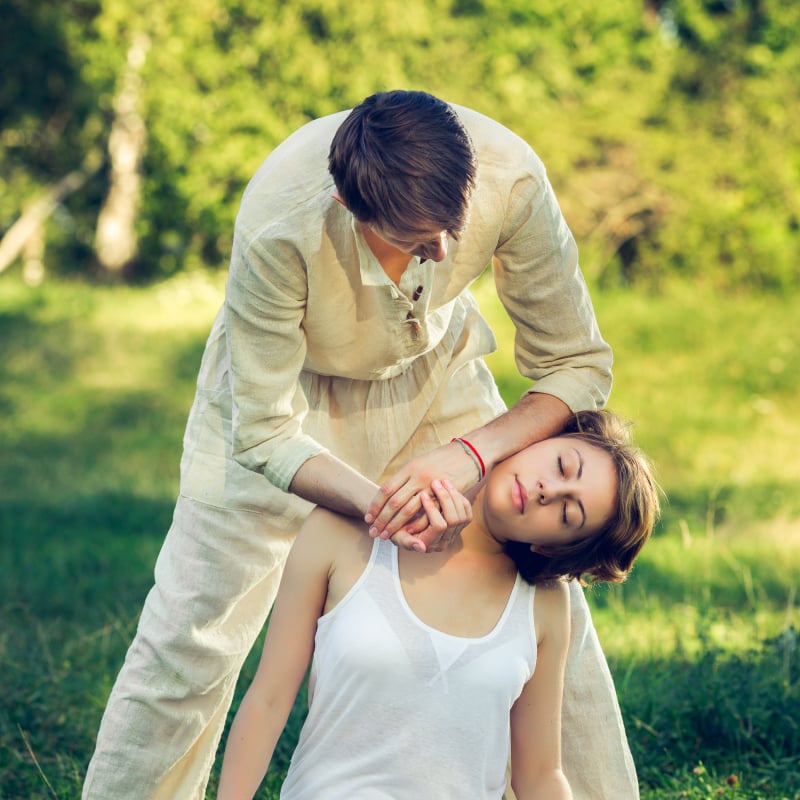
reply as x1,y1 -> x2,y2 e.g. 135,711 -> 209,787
216,411 -> 660,800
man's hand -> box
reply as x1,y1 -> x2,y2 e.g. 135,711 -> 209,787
369,472 -> 475,553
365,441 -> 481,543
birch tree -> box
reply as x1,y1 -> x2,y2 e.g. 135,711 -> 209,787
94,32 -> 150,276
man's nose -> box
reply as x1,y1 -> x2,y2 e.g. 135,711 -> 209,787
427,232 -> 448,262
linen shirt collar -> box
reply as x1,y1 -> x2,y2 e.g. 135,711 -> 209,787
351,215 -> 421,288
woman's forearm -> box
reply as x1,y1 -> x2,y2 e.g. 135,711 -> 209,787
511,768 -> 573,800
216,690 -> 291,800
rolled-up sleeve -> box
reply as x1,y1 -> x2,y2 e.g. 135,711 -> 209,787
224,229 -> 328,491
493,157 -> 613,412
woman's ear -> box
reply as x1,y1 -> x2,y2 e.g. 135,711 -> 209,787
331,191 -> 346,207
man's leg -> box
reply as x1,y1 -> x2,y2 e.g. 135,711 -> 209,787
560,582 -> 639,799
82,496 -> 299,800
504,583 -> 639,800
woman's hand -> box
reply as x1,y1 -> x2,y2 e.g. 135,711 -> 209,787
374,476 -> 474,553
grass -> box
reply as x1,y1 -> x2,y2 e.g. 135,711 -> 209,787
0,270 -> 798,799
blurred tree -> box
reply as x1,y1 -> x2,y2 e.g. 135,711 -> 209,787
94,32 -> 150,277
0,165 -> 97,280
0,0 -> 797,289
0,0 -> 119,280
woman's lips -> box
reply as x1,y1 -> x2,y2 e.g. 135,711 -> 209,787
513,477 -> 528,514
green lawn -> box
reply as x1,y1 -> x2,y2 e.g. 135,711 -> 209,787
1,272 -> 798,799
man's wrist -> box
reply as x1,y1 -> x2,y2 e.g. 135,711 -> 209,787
451,437 -> 486,481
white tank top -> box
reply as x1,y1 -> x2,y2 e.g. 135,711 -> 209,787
279,537 -> 538,799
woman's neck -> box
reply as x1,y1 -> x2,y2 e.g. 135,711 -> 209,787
461,488 -> 506,556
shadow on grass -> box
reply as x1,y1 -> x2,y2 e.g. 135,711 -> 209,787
613,628 -> 800,794
0,489 -> 176,800
0,492 -> 173,622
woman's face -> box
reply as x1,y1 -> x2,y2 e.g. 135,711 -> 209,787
481,437 -> 618,550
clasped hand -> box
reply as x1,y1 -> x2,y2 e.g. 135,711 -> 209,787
365,441 -> 481,552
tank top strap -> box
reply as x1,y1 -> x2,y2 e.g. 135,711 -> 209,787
359,537 -> 399,606
509,576 -> 536,634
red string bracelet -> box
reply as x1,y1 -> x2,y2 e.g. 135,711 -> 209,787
451,436 -> 486,480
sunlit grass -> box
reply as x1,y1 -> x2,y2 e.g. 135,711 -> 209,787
1,272 -> 798,798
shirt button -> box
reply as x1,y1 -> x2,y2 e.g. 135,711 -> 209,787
413,285 -> 424,301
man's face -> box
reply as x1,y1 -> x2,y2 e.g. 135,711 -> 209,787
332,191 -> 453,263
370,225 -> 450,262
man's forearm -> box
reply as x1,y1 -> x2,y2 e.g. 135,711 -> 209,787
461,391 -> 572,473
289,451 -> 378,518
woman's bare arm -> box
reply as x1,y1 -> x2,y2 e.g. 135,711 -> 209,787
509,579 -> 574,800
216,518 -> 333,800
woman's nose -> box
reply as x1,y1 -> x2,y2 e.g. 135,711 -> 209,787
537,479 -> 565,504
536,480 -> 551,504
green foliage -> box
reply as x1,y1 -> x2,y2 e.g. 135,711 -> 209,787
1,0 -> 799,286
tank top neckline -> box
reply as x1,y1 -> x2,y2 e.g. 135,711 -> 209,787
389,539 -> 525,644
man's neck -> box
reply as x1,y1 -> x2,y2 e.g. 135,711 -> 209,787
360,224 -> 413,285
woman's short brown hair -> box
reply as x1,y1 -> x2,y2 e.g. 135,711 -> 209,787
328,90 -> 476,237
505,410 -> 661,585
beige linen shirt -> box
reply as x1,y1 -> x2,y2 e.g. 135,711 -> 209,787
184,105 -> 612,505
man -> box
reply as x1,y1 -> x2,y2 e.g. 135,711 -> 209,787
84,90 -> 635,799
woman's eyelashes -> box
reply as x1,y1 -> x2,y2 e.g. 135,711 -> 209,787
557,455 -> 569,527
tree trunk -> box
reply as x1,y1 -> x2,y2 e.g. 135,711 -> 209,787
0,167 -> 92,277
94,32 -> 150,275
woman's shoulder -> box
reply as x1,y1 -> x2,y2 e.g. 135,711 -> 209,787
298,508 -> 375,613
296,507 -> 373,571
300,506 -> 369,545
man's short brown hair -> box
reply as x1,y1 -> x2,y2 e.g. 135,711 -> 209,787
328,90 -> 476,237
